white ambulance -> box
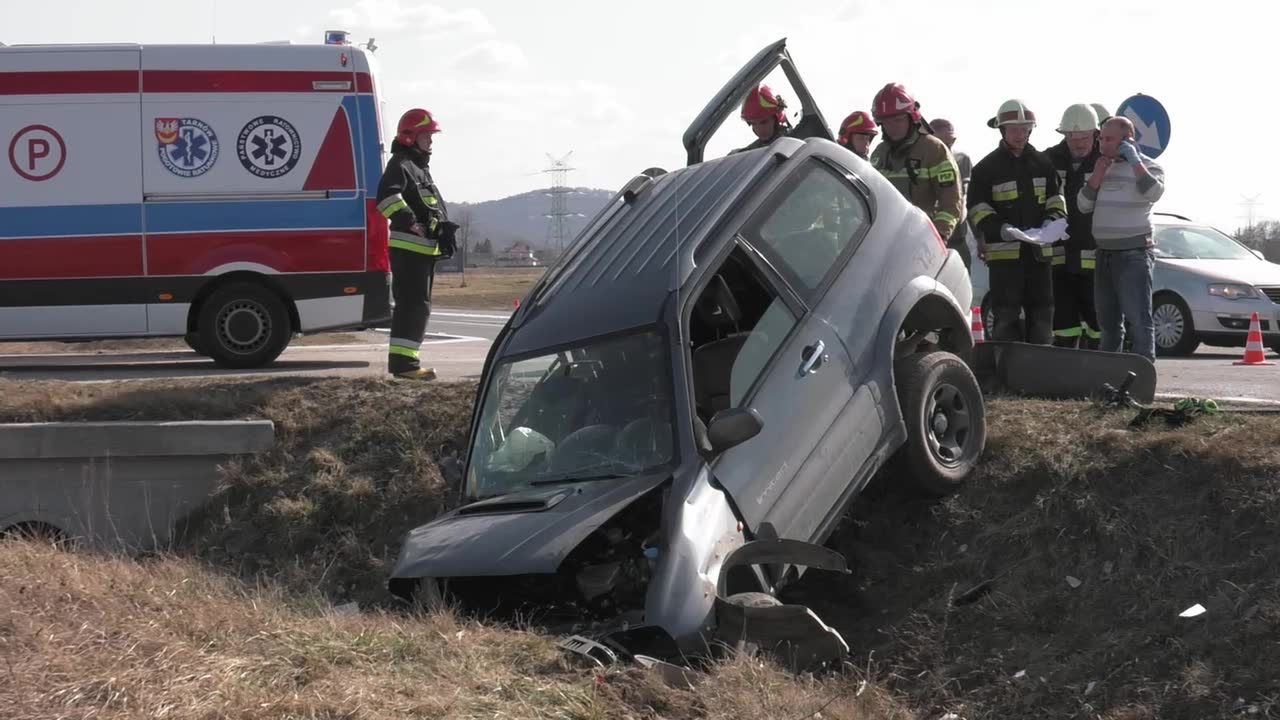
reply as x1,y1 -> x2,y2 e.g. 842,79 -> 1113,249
0,34 -> 392,368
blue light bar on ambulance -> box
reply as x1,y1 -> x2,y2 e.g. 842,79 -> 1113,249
325,30 -> 351,45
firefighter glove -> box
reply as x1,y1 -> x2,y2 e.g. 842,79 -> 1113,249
438,221 -> 460,259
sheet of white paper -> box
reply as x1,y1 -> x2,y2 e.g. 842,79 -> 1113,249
1018,219 -> 1069,246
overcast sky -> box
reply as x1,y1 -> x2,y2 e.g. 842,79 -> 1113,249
5,0 -> 1276,232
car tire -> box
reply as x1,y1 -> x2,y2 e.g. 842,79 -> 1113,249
1152,293 -> 1199,357
196,281 -> 292,369
893,351 -> 986,498
183,332 -> 205,355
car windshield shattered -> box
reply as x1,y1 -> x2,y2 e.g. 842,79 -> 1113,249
465,327 -> 677,499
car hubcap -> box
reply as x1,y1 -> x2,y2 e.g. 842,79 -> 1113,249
218,300 -> 270,354
927,383 -> 970,468
1153,303 -> 1184,349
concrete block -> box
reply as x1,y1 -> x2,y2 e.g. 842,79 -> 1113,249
0,420 -> 275,552
0,420 -> 275,459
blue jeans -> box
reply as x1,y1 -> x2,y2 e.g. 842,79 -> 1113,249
1094,248 -> 1155,362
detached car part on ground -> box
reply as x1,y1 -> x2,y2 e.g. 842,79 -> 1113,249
388,39 -> 987,672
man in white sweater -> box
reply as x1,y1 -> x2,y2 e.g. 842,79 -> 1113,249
1077,116 -> 1166,362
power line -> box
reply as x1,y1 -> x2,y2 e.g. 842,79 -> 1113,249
541,152 -> 584,256
1239,194 -> 1263,229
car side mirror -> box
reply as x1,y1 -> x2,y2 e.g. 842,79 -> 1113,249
706,408 -> 764,455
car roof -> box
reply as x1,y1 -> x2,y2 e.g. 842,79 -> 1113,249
500,144 -> 788,357
1152,212 -> 1198,226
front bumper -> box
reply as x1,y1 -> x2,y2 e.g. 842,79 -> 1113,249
1189,296 -> 1280,344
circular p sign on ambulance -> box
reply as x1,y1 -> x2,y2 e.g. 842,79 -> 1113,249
8,124 -> 67,181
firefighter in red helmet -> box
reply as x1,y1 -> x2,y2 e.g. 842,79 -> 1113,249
867,83 -> 964,241
374,108 -> 458,380
837,110 -> 877,160
731,84 -> 791,154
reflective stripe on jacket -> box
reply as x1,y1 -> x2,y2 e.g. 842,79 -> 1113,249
375,143 -> 447,256
870,130 -> 965,239
967,141 -> 1067,263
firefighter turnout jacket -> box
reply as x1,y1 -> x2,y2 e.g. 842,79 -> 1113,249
967,142 -> 1068,263
870,129 -> 964,238
376,142 -> 447,256
1043,139 -> 1100,272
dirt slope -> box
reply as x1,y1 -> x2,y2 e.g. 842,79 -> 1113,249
3,378 -> 1278,717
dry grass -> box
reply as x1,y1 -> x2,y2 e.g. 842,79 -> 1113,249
0,542 -> 909,720
795,399 -> 1280,719
434,267 -> 545,310
5,380 -> 1280,718
0,377 -> 476,605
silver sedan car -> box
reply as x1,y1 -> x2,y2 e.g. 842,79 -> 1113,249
970,213 -> 1280,355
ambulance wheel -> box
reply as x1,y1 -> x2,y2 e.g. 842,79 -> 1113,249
183,332 -> 205,356
197,282 -> 292,369
893,351 -> 986,498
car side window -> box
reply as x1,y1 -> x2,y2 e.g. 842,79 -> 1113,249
744,161 -> 871,301
729,297 -> 798,407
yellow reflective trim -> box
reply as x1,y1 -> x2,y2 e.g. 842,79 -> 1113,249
425,195 -> 439,207
935,210 -> 958,224
1054,326 -> 1083,338
389,345 -> 420,359
970,209 -> 996,225
389,238 -> 442,256
379,199 -> 408,218
993,190 -> 1018,201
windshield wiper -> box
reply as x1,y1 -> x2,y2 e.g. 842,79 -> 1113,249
530,473 -> 631,486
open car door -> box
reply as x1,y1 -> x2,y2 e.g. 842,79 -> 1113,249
682,38 -> 832,167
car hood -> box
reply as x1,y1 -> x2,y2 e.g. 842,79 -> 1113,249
389,472 -> 670,580
1158,259 -> 1280,286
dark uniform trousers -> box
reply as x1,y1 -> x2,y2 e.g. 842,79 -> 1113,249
1052,267 -> 1100,349
988,247 -> 1054,344
387,248 -> 437,374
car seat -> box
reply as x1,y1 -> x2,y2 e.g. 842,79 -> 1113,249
693,275 -> 752,418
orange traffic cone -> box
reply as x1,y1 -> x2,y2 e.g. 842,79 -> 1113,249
971,307 -> 985,345
1233,312 -> 1274,366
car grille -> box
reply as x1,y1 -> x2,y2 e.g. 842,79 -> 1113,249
1260,287 -> 1280,304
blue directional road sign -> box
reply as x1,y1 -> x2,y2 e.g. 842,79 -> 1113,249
1116,94 -> 1170,159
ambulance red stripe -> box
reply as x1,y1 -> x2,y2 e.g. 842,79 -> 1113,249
0,70 -> 374,95
2,230 -> 365,280
1,236 -> 144,279
146,229 -> 366,276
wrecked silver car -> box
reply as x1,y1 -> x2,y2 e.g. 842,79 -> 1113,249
389,39 -> 986,669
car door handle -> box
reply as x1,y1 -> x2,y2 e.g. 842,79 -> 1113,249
799,340 -> 827,376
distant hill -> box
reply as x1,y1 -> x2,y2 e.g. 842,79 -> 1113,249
452,187 -> 614,254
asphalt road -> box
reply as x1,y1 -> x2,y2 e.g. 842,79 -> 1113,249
2,309 -> 1278,405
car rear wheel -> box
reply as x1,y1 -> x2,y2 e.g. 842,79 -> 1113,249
196,281 -> 292,369
1153,293 -> 1199,357
893,351 -> 986,497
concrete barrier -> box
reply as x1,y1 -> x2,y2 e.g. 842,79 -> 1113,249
0,420 -> 274,552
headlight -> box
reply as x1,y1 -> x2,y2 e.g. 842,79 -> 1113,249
1208,283 -> 1257,300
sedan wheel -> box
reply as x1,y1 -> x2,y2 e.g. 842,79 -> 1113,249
1153,294 -> 1199,356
